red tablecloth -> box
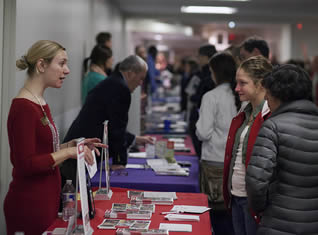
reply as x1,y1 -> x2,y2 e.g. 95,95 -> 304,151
46,188 -> 212,235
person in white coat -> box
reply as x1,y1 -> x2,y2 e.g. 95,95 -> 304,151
196,52 -> 240,234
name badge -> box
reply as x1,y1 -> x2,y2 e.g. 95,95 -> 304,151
41,116 -> 49,126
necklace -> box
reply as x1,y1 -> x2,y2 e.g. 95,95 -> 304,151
24,87 -> 60,152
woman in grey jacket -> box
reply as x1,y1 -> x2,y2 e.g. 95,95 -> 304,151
246,64 -> 318,235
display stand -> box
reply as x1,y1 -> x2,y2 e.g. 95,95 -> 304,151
95,120 -> 113,200
69,138 -> 94,235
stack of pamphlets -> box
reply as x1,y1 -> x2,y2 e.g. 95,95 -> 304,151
104,203 -> 155,219
146,159 -> 189,176
159,223 -> 192,232
105,210 -> 152,220
168,205 -> 211,214
129,152 -> 147,158
164,214 -> 200,221
98,219 -> 151,230
116,228 -> 169,235
130,196 -> 173,205
111,203 -> 155,213
127,191 -> 177,200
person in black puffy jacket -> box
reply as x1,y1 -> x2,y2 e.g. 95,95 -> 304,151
246,64 -> 318,235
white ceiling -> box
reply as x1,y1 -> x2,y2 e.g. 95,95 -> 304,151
114,0 -> 318,26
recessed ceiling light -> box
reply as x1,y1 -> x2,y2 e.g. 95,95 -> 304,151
228,21 -> 236,28
181,6 -> 237,14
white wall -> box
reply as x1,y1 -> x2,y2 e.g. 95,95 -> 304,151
0,0 -> 132,233
15,0 -> 127,139
290,22 -> 318,60
0,0 -> 16,233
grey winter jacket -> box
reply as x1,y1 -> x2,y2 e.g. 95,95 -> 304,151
246,100 -> 318,235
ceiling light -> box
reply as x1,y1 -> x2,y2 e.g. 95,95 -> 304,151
205,0 -> 250,2
228,21 -> 236,28
181,6 -> 237,14
154,34 -> 163,40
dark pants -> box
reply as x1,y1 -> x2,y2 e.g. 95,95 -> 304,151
231,195 -> 258,235
189,106 -> 201,158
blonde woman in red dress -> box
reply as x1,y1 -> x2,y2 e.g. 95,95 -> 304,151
4,40 -> 105,235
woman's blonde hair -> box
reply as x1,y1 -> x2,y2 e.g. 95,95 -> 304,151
16,40 -> 65,76
239,55 -> 272,85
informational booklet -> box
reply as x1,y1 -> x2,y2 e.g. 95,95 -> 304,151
167,138 -> 184,143
143,191 -> 177,200
105,210 -> 152,220
146,137 -> 156,158
129,220 -> 151,230
129,152 -> 147,158
169,205 -> 211,214
164,214 -> 200,221
98,219 -> 151,230
116,228 -> 168,235
125,164 -> 145,169
84,150 -> 97,179
159,223 -> 192,232
128,191 -> 177,200
111,203 -> 155,213
130,196 -> 174,205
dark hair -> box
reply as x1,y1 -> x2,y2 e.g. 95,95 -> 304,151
83,45 -> 112,73
185,58 -> 200,76
198,44 -> 217,58
262,64 -> 312,103
241,37 -> 269,58
95,32 -> 112,45
209,52 -> 241,110
148,45 -> 158,59
285,59 -> 305,69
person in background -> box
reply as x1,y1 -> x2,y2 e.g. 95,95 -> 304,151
188,44 -> 217,158
4,40 -> 105,235
146,45 -> 160,95
246,64 -> 318,235
96,31 -> 112,49
135,45 -> 148,134
135,45 -> 147,61
184,57 -> 201,123
176,57 -> 188,112
196,52 -> 240,235
239,36 -> 270,62
60,55 -> 154,187
223,55 -> 273,235
82,45 -> 113,103
96,31 -> 113,75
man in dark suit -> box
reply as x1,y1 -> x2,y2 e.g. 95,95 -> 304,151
60,55 -> 153,185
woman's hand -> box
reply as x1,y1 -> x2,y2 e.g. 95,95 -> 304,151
83,138 -> 107,157
135,136 -> 155,145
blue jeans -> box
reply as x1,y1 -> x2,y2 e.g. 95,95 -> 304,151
231,195 -> 258,235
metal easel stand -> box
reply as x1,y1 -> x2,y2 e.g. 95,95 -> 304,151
95,120 -> 112,200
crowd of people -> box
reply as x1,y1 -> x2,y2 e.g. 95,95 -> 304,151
3,33 -> 318,235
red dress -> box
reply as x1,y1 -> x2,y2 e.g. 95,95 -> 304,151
4,98 -> 61,235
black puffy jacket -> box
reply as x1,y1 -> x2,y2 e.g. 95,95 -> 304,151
246,100 -> 318,235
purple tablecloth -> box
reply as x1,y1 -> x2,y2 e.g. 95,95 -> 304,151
91,155 -> 200,193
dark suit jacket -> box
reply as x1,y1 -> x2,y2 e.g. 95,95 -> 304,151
60,71 -> 135,184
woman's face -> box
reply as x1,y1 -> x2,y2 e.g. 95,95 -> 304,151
265,90 -> 281,112
43,50 -> 70,88
105,56 -> 114,70
235,68 -> 261,102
